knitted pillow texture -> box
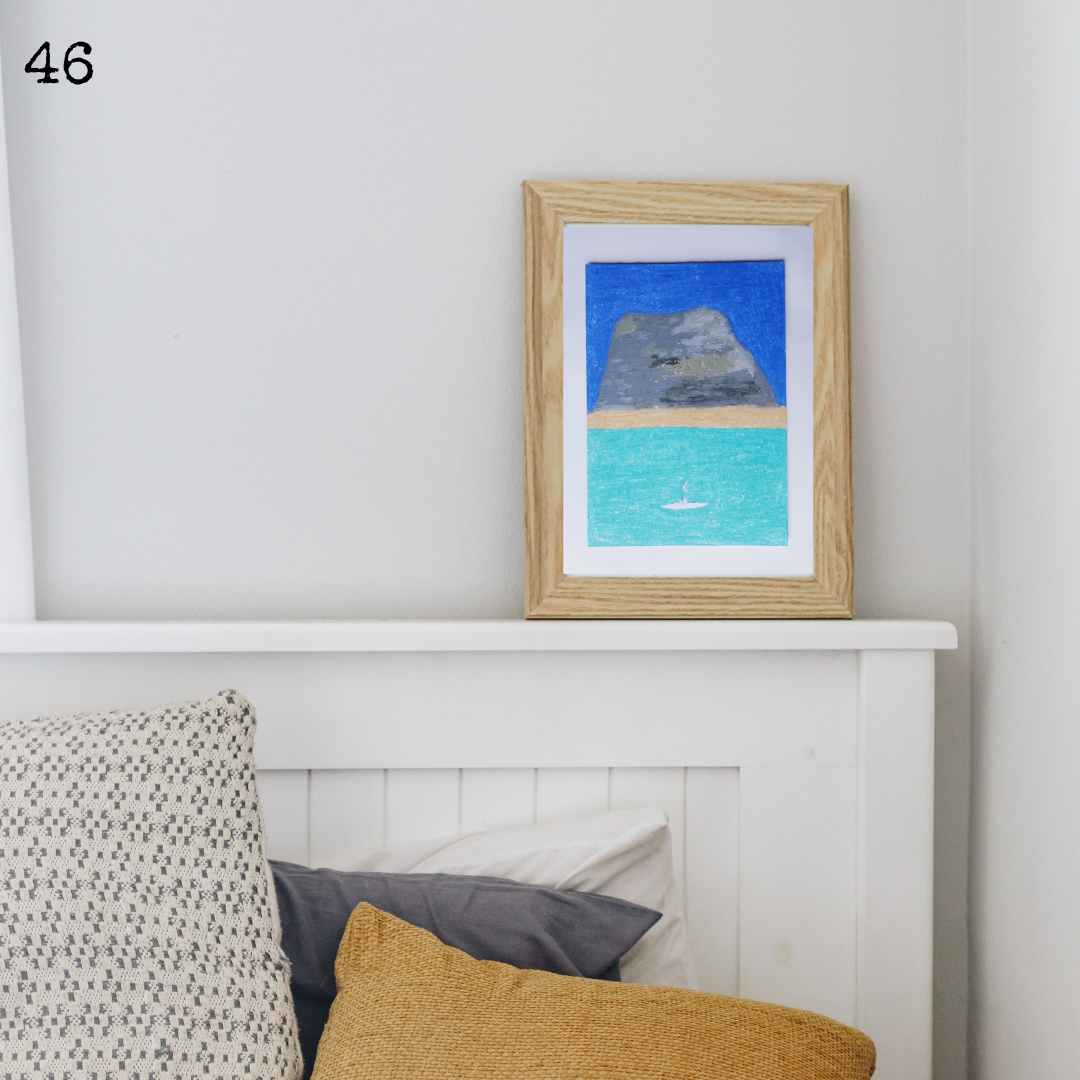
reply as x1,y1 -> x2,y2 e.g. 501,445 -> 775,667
312,903 -> 876,1080
0,690 -> 302,1080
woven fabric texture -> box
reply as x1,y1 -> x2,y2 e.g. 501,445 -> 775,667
0,690 -> 302,1080
312,904 -> 876,1080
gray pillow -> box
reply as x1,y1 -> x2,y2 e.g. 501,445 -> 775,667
271,861 -> 661,1077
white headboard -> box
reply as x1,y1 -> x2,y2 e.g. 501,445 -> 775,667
0,618 -> 956,1080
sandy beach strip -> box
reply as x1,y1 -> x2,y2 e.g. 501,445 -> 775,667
587,406 -> 786,430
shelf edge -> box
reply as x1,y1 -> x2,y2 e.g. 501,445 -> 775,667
0,619 -> 959,653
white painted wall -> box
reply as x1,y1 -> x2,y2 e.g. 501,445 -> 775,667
970,1 -> 1080,1077
0,41 -> 33,620
0,3 -> 972,1076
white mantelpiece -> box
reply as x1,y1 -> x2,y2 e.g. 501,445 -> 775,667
0,618 -> 957,653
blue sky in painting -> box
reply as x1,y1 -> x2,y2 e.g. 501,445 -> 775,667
585,261 -> 786,410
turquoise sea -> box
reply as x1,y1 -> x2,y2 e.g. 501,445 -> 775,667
587,427 -> 788,547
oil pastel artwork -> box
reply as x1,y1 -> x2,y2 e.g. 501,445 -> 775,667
586,261 -> 787,547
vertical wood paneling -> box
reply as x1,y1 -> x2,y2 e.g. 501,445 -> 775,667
738,766 -> 858,1025
535,768 -> 610,823
258,763 -> 854,1025
309,769 -> 386,869
257,770 -> 309,865
384,769 -> 460,844
610,767 -> 687,882
460,769 -> 536,833
685,767 -> 740,996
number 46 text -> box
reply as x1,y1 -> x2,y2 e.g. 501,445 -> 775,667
25,42 -> 93,85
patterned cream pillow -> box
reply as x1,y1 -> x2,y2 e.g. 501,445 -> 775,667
0,690 -> 301,1080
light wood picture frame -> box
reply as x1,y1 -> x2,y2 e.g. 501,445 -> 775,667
522,182 -> 852,618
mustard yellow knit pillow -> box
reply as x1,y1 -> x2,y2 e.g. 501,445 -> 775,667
311,904 -> 875,1080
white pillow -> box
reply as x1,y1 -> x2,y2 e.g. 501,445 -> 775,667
341,808 -> 697,989
0,690 -> 302,1080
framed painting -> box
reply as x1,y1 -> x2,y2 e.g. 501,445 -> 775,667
522,182 -> 852,618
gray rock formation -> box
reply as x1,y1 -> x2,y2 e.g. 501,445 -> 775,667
593,307 -> 777,411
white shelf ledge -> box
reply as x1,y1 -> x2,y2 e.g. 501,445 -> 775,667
0,619 -> 957,653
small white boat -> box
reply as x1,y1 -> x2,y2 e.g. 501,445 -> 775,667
663,482 -> 707,510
